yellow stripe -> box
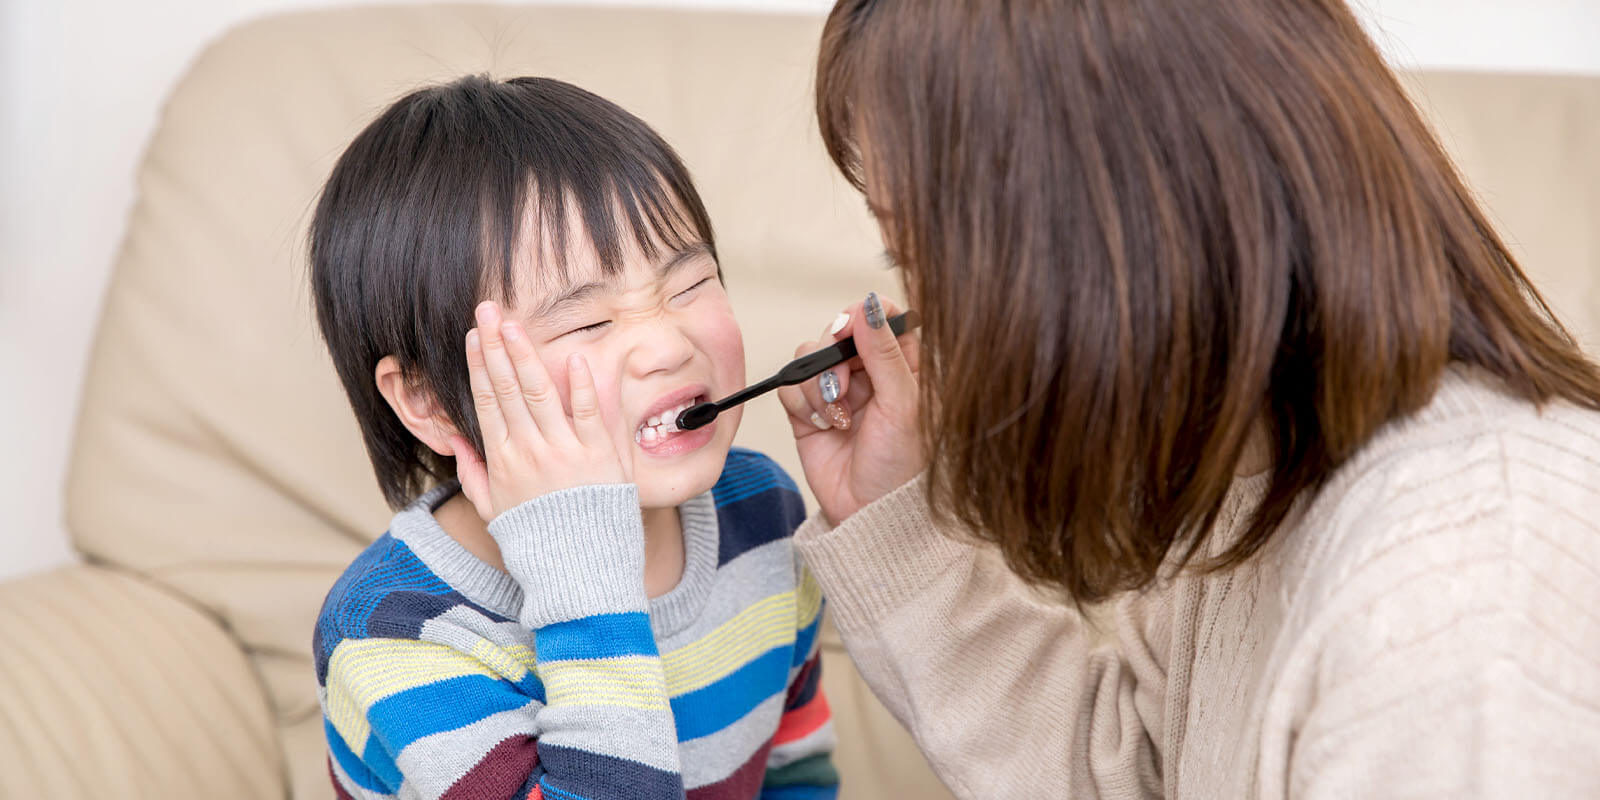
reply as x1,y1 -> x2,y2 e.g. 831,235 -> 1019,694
541,656 -> 670,711
470,639 -> 538,683
325,638 -> 497,750
661,591 -> 798,695
796,567 -> 823,628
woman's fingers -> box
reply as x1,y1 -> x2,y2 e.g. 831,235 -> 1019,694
566,353 -> 608,448
779,348 -> 833,434
500,317 -> 575,446
815,310 -> 853,418
465,328 -> 509,446
475,302 -> 538,439
850,292 -> 917,414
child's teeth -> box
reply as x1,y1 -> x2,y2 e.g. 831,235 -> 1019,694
642,427 -> 659,444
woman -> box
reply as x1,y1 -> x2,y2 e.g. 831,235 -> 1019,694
778,1 -> 1600,796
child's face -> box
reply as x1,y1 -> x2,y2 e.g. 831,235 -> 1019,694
499,226 -> 745,510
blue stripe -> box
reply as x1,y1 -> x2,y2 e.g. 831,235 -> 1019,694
714,460 -> 799,494
539,781 -> 593,800
367,673 -> 535,754
762,785 -> 840,800
515,670 -> 547,703
715,481 -> 794,508
325,717 -> 390,793
671,645 -> 793,741
712,472 -> 798,503
793,612 -> 822,667
362,730 -> 404,790
535,612 -> 658,662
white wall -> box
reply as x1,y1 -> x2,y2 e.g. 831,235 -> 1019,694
2,0 -> 1598,582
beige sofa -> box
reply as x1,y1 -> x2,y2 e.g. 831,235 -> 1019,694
1,6 -> 1596,799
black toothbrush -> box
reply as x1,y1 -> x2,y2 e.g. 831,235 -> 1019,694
676,310 -> 921,431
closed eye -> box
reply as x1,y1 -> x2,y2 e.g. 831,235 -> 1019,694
673,277 -> 713,301
563,321 -> 610,337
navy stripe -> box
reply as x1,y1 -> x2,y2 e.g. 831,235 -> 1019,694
786,652 -> 822,711
717,490 -> 807,567
538,741 -> 683,800
315,535 -> 461,683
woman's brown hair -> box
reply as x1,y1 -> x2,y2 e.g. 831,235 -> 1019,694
817,0 -> 1600,602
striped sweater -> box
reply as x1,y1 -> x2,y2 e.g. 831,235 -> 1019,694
314,448 -> 837,800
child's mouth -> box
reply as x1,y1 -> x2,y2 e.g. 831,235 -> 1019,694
634,394 -> 708,447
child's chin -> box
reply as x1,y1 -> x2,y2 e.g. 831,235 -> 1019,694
634,445 -> 731,509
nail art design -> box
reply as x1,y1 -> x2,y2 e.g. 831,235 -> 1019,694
829,312 -> 851,336
809,411 -> 831,430
820,371 -> 841,404
864,292 -> 886,329
824,402 -> 852,430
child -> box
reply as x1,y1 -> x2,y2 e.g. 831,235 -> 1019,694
308,75 -> 837,800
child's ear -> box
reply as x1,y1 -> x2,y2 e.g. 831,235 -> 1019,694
374,355 -> 459,457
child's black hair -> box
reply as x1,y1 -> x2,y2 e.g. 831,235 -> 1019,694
309,75 -> 716,508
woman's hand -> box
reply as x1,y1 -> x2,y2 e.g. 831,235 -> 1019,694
779,292 -> 927,526
449,301 -> 625,521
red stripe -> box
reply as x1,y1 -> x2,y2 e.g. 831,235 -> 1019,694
440,735 -> 541,800
687,737 -> 773,800
773,688 -> 831,746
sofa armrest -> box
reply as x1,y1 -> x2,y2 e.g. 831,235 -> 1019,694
0,564 -> 285,799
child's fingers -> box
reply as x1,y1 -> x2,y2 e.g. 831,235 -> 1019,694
566,353 -> 609,448
449,435 -> 494,521
500,318 -> 575,446
475,302 -> 537,439
465,328 -> 509,446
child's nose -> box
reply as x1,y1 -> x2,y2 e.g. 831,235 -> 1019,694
626,320 -> 696,377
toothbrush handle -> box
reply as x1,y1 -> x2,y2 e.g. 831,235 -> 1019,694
675,310 -> 921,431
777,310 -> 921,385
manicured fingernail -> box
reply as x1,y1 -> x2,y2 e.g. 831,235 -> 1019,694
466,328 -> 480,348
828,312 -> 851,336
820,371 -> 841,404
864,292 -> 885,329
809,411 -> 831,430
824,402 -> 852,430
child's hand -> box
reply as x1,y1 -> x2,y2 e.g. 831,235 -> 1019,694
449,301 -> 625,521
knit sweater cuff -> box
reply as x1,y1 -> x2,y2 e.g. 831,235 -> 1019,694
487,483 -> 648,629
793,474 -> 975,638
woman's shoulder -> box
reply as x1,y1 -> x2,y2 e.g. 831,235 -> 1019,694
1334,364 -> 1600,510
1279,364 -> 1600,630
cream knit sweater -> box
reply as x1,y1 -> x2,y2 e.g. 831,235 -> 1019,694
794,369 -> 1600,798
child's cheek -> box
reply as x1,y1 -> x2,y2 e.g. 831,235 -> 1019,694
699,307 -> 746,388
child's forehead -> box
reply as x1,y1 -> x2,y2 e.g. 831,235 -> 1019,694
493,187 -> 711,312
